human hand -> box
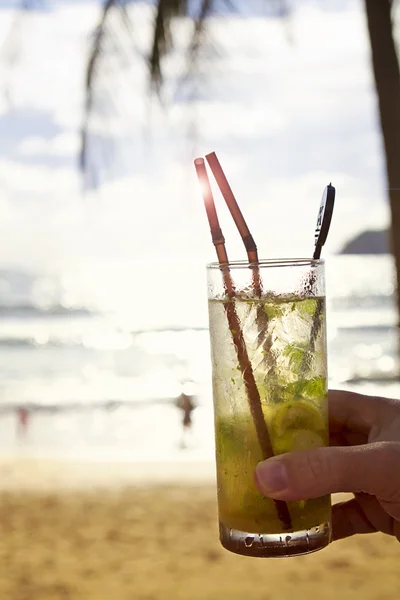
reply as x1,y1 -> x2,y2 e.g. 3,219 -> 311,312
255,390 -> 400,541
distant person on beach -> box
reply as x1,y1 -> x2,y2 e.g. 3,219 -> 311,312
176,384 -> 197,449
255,390 -> 400,542
16,406 -> 30,439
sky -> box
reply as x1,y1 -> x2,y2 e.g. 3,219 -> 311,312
0,0 -> 394,275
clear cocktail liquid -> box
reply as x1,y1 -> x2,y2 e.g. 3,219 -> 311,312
209,292 -> 331,557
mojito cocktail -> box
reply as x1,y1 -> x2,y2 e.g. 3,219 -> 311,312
208,259 -> 331,557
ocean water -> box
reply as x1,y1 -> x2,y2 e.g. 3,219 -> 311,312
0,254 -> 398,462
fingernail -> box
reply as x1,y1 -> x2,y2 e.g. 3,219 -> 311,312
255,459 -> 288,496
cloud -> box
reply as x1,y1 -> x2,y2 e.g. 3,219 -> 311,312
0,0 -> 391,275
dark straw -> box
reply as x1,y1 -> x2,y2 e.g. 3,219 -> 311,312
205,152 -> 258,263
205,152 -> 262,295
194,157 -> 292,531
204,152 -> 276,396
301,184 -> 335,375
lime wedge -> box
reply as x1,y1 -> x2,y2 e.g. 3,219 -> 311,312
270,400 -> 325,438
273,429 -> 325,455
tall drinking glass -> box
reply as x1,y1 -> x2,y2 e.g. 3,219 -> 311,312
207,258 -> 331,557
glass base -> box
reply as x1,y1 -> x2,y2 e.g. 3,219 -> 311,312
219,520 -> 331,558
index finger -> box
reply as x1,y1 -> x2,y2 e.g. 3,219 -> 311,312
328,389 -> 398,435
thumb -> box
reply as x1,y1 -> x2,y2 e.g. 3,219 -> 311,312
254,442 -> 400,501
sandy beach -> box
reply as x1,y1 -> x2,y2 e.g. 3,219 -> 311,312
0,457 -> 216,491
0,459 -> 399,600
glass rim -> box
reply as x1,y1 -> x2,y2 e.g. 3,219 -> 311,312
206,257 -> 325,270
